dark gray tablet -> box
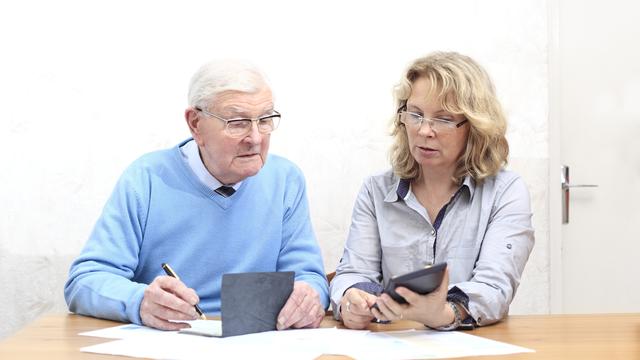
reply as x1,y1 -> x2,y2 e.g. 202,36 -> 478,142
383,262 -> 447,304
221,271 -> 294,337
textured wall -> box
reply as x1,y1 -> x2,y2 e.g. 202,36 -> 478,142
0,0 -> 549,338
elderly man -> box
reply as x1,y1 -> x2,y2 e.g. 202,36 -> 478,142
64,60 -> 328,330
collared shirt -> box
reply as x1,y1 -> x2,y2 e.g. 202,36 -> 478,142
330,169 -> 534,326
179,139 -> 241,193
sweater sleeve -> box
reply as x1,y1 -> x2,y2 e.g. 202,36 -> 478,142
276,167 -> 329,309
64,162 -> 149,325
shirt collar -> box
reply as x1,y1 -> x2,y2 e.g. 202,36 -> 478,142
384,178 -> 409,203
461,175 -> 475,198
384,174 -> 475,203
180,139 -> 242,192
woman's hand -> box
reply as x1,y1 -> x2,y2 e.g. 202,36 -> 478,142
372,268 -> 454,328
340,287 -> 378,329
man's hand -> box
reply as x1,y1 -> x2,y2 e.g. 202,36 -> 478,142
372,268 -> 453,328
340,287 -> 378,329
276,281 -> 324,330
140,276 -> 200,330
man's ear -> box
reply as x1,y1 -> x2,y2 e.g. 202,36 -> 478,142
185,108 -> 202,143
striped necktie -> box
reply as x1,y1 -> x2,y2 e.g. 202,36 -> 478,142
215,185 -> 236,197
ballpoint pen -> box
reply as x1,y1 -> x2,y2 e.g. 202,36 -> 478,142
161,263 -> 207,320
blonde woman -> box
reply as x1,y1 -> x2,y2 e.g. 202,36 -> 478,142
330,52 -> 534,330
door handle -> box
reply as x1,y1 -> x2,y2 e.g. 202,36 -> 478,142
561,165 -> 598,224
562,184 -> 598,189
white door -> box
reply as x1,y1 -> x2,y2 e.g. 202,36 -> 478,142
549,0 -> 640,313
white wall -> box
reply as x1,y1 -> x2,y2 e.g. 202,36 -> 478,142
0,0 -> 549,338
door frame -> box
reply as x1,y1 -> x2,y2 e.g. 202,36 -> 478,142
547,0 -> 563,314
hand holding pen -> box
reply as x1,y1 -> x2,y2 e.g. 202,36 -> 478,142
161,263 -> 207,320
138,263 -> 207,330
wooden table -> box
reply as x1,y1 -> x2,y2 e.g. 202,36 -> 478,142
1,313 -> 638,359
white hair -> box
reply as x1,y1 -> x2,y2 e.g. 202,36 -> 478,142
187,60 -> 270,108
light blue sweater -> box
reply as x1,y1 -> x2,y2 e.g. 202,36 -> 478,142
64,140 -> 328,324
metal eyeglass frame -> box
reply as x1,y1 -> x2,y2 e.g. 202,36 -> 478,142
194,106 -> 281,137
397,103 -> 468,131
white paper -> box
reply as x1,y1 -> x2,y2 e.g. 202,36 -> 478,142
80,324 -> 534,359
172,319 -> 223,337
365,329 -> 535,359
82,333 -> 322,360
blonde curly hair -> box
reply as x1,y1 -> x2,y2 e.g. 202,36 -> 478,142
390,51 -> 509,183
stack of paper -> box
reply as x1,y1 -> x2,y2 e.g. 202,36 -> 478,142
80,324 -> 534,359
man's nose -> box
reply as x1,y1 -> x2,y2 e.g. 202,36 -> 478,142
243,121 -> 263,144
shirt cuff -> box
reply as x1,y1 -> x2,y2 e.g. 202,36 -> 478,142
444,286 -> 476,330
349,282 -> 383,295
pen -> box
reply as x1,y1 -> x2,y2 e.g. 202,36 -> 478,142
161,263 -> 207,320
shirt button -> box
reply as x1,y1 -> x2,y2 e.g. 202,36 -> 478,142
431,229 -> 436,236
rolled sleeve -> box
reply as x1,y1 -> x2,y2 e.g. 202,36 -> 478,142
330,179 -> 383,318
454,176 -> 534,325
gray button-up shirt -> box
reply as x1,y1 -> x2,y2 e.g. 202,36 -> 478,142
330,169 -> 534,326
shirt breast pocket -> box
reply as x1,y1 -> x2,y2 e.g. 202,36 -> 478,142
381,243 -> 425,278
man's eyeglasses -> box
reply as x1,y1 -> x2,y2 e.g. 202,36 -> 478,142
195,107 -> 281,138
397,104 -> 468,134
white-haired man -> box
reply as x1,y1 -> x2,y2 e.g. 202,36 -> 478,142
65,60 -> 328,330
